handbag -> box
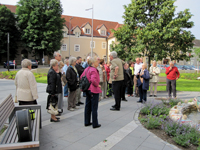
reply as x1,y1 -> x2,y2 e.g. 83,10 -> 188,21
47,103 -> 59,115
79,67 -> 91,92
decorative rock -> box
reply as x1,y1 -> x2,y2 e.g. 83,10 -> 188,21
175,110 -> 179,114
184,100 -> 188,104
174,106 -> 177,109
183,115 -> 187,120
178,102 -> 181,106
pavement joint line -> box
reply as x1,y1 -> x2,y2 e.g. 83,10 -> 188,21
90,120 -> 138,150
42,98 -> 114,127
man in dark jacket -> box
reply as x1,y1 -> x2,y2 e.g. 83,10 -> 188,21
75,56 -> 85,106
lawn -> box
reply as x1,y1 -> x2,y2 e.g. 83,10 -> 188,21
157,79 -> 200,91
35,76 -> 47,84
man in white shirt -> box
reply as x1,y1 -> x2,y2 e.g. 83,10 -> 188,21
134,58 -> 142,97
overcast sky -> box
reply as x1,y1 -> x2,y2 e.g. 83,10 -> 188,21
1,0 -> 200,39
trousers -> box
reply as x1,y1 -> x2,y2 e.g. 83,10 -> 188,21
167,78 -> 176,98
112,80 -> 123,110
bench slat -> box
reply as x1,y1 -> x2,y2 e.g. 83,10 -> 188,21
32,110 -> 37,141
10,126 -> 17,144
0,94 -> 15,131
35,110 -> 40,141
0,99 -> 15,125
1,117 -> 16,144
0,141 -> 39,150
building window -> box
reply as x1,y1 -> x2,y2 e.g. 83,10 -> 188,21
62,44 -> 67,51
102,42 -> 106,49
101,30 -> 106,36
85,28 -> 91,34
74,44 -> 80,52
75,32 -> 80,38
63,31 -> 68,37
90,41 -> 95,48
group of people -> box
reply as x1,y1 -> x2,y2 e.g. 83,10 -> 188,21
14,51 -> 180,129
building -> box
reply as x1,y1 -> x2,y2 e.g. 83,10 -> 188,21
4,4 -> 121,64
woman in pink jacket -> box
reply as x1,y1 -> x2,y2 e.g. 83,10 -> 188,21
80,56 -> 102,129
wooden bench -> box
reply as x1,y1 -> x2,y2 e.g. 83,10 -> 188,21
0,94 -> 42,150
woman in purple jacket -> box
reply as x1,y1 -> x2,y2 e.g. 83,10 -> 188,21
80,57 -> 102,128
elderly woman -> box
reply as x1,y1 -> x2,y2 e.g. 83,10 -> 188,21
80,57 -> 102,128
15,59 -> 38,105
136,63 -> 150,103
66,57 -> 79,111
46,59 -> 62,122
99,59 -> 107,99
149,61 -> 160,97
62,59 -> 69,97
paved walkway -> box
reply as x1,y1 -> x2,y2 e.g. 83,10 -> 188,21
0,79 -> 199,150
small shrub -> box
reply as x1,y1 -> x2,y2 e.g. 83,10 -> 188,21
139,116 -> 148,123
144,115 -> 162,129
173,133 -> 190,147
189,128 -> 200,146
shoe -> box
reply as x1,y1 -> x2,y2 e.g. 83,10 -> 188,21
112,105 -> 116,108
128,95 -> 130,97
64,96 -> 68,97
78,102 -> 84,105
110,108 -> 120,111
131,95 -> 134,97
76,103 -> 80,106
122,99 -> 128,102
69,108 -> 74,111
50,118 -> 60,122
85,123 -> 92,127
154,95 -> 157,97
137,101 -> 142,103
149,95 -> 152,97
56,117 -> 60,120
73,107 -> 78,109
93,124 -> 101,129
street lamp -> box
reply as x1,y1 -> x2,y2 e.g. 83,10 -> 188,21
69,17 -> 74,57
86,5 -> 94,57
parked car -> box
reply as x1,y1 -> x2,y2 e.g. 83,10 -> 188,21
3,60 -> 17,69
31,60 -> 38,68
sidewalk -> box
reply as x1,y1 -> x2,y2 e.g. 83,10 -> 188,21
0,79 -> 199,150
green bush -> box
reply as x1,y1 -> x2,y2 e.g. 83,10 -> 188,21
189,128 -> 200,146
173,133 -> 190,147
144,115 -> 162,129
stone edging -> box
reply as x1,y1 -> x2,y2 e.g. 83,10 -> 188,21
133,106 -> 180,150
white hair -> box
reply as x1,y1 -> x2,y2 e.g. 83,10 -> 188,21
87,56 -> 91,60
64,59 -> 69,64
50,59 -> 58,67
110,51 -> 118,58
53,52 -> 60,58
21,59 -> 32,68
88,56 -> 99,66
142,63 -> 147,69
69,57 -> 77,65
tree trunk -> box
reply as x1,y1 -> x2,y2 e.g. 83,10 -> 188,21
148,56 -> 151,71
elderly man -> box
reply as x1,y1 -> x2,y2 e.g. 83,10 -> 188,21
109,51 -> 125,111
75,56 -> 85,106
53,52 -> 64,115
165,61 -> 180,98
134,58 -> 142,97
140,58 -> 143,64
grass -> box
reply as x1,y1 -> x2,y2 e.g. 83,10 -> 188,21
35,76 -> 47,84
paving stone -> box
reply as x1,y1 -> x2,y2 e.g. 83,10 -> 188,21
141,141 -> 165,150
61,142 -> 90,150
163,145 -> 177,150
39,141 -> 65,150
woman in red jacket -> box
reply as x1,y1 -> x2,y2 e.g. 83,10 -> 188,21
80,57 -> 102,129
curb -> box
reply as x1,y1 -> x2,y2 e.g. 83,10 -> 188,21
133,106 -> 180,150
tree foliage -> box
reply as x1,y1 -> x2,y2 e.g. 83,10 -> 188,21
16,0 -> 65,59
0,5 -> 19,61
112,0 -> 195,66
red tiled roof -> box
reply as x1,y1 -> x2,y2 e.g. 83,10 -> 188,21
4,4 -> 120,38
108,23 -> 123,39
80,22 -> 91,28
3,4 -> 16,13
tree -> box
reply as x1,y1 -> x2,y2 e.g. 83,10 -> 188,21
194,47 -> 200,73
16,0 -> 65,61
112,0 -> 195,68
0,5 -> 19,62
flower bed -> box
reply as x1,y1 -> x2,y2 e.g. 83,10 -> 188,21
139,99 -> 200,150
